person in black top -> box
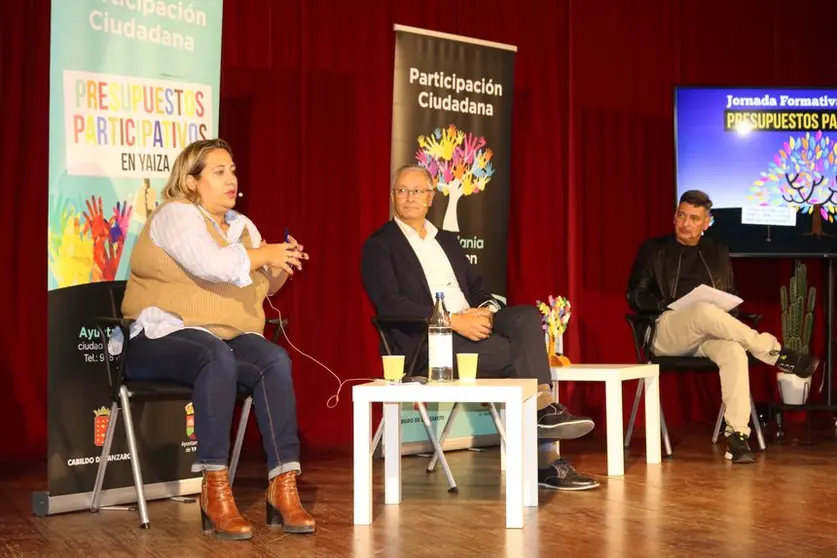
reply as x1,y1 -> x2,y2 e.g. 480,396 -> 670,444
626,190 -> 818,464
672,243 -> 712,300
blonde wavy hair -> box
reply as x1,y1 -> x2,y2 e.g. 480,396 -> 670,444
162,138 -> 234,202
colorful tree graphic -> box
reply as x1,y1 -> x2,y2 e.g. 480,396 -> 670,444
749,131 -> 837,237
415,124 -> 495,232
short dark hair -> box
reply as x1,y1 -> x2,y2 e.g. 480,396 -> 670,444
679,190 -> 712,210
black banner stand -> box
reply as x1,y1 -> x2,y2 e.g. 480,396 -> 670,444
32,282 -> 201,517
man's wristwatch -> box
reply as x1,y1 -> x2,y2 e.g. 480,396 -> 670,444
479,300 -> 502,313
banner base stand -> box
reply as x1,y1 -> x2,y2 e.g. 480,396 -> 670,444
31,477 -> 201,517
170,496 -> 197,504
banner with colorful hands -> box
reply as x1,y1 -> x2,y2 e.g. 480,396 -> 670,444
40,0 -> 224,513
47,0 -> 220,290
388,26 -> 516,455
391,25 -> 516,304
536,295 -> 573,366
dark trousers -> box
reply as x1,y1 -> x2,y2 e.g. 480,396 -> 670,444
453,305 -> 552,386
125,329 -> 300,477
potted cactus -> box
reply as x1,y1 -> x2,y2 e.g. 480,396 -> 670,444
778,262 -> 816,404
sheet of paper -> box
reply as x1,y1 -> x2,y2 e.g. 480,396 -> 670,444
667,284 -> 743,313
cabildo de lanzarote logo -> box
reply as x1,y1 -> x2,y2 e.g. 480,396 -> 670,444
64,405 -> 130,468
93,406 -> 111,447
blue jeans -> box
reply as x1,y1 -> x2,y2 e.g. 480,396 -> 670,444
125,328 -> 301,478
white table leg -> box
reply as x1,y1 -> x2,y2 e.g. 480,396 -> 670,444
522,395 -> 538,508
605,379 -> 625,476
552,379 -> 561,456
644,373 -> 662,464
353,400 -> 372,525
499,406 -> 506,472
383,402 -> 402,504
504,397 -> 524,529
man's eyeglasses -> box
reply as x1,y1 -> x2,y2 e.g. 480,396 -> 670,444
392,187 -> 433,198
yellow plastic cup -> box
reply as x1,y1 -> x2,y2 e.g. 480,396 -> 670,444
382,355 -> 405,382
456,353 -> 479,381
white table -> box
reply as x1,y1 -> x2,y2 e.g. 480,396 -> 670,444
550,364 -> 661,476
353,378 -> 538,529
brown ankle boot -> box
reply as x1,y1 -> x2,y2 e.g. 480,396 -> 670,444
265,470 -> 315,533
200,469 -> 252,540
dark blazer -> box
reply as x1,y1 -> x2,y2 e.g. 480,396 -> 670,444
361,219 -> 495,363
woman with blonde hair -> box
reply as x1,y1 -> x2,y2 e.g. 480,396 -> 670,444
117,138 -> 313,540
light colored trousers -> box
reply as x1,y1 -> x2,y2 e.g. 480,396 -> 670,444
651,302 -> 781,437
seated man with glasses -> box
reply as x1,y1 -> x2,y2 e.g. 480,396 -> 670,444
360,164 -> 599,491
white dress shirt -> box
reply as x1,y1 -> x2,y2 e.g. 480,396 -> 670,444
108,202 -> 264,354
393,216 -> 471,314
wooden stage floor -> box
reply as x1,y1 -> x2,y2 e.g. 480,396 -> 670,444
3,428 -> 837,557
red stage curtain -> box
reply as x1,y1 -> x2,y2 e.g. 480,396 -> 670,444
3,0 -> 837,460
1,0 -> 52,460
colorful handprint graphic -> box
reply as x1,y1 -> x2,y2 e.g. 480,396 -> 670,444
48,194 -> 135,287
48,211 -> 94,287
111,200 -> 132,243
82,196 -> 110,282
415,124 -> 495,232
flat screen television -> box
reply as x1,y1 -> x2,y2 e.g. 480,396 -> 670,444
674,86 -> 837,257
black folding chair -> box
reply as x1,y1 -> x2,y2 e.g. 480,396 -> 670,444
623,311 -> 767,457
88,280 -> 286,528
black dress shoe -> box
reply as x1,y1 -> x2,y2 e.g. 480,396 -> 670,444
538,458 -> 600,491
724,432 -> 755,464
772,348 -> 819,379
536,403 -> 595,440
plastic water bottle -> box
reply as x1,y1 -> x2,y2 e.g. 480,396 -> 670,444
428,292 -> 453,382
